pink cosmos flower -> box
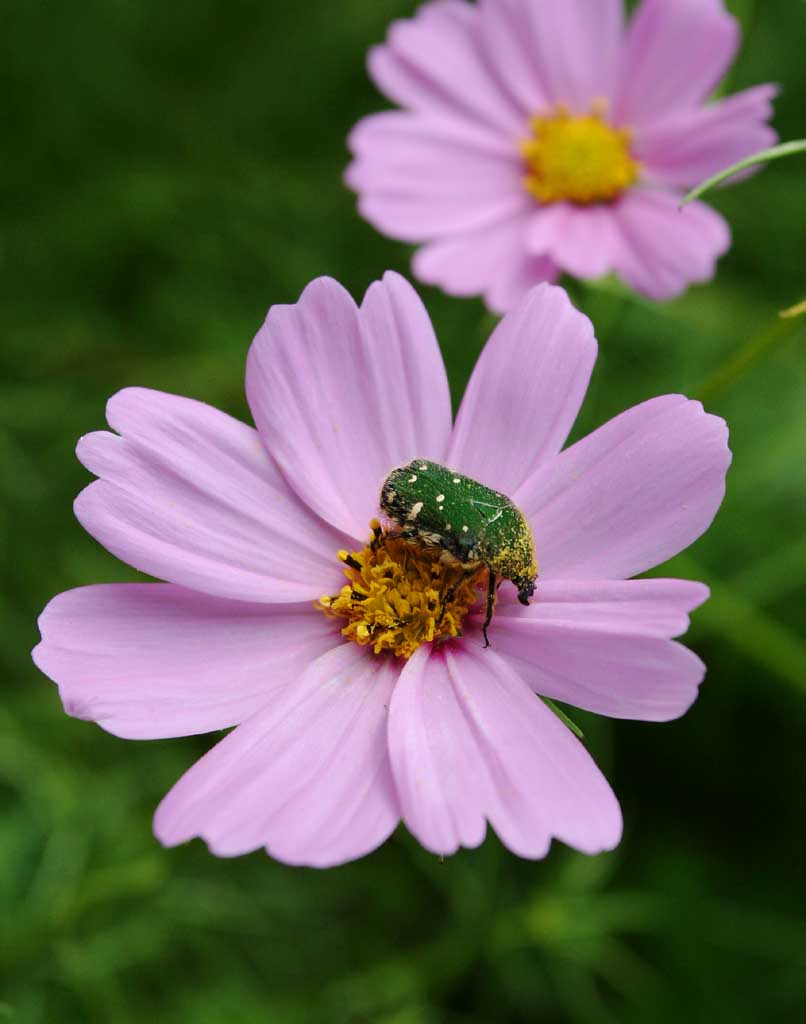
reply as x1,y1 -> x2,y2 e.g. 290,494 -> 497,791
33,273 -> 730,867
346,0 -> 777,312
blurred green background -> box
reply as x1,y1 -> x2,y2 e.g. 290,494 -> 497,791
2,0 -> 805,1021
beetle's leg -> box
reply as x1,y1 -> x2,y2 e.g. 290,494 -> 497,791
482,571 -> 497,648
437,568 -> 477,626
437,578 -> 461,625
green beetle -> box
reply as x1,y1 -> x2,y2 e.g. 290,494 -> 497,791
379,459 -> 538,646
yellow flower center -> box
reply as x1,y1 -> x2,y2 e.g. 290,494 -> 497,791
316,520 -> 485,659
521,104 -> 639,205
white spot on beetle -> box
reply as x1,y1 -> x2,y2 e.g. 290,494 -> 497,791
408,474 -> 417,483
436,493 -> 445,503
419,463 -> 428,470
407,501 -> 424,521
452,477 -> 461,484
438,505 -> 444,511
462,525 -> 469,532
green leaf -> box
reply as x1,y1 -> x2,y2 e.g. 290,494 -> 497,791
681,140 -> 806,205
540,696 -> 585,740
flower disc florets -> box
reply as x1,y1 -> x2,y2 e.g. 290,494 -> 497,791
522,104 -> 639,205
317,520 -> 484,659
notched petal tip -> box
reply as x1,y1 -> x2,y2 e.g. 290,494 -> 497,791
152,807 -> 186,850
71,477 -> 95,521
105,385 -> 151,423
683,579 -> 711,613
514,278 -> 597,336
378,268 -> 416,292
30,638 -> 51,678
688,399 -> 733,471
254,277 -> 360,345
60,693 -> 99,723
360,269 -> 420,313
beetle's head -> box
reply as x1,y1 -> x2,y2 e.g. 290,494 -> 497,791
515,576 -> 536,606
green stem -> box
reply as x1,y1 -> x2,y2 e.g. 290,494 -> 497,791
696,314 -> 803,405
780,296 -> 806,319
682,140 -> 806,205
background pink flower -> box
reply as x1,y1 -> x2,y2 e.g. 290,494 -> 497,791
346,0 -> 777,311
34,273 -> 730,867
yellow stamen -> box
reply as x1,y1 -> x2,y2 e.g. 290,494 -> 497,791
521,103 -> 639,205
316,520 -> 485,659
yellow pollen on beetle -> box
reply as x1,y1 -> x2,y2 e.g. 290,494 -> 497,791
316,520 -> 485,659
521,103 -> 639,205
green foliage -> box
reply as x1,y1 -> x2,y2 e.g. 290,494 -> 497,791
2,1 -> 805,1022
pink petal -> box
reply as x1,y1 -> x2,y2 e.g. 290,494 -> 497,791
346,111 -> 524,242
33,585 -> 336,740
525,204 -> 569,254
368,0 -> 524,138
610,190 -> 731,300
75,388 -> 345,603
347,110 -> 518,178
635,84 -> 779,190
411,207 -> 559,313
355,191 -> 527,244
516,395 -> 731,580
246,273 -> 452,538
476,0 -> 550,115
412,207 -> 530,297
482,0 -> 624,112
615,0 -> 740,127
526,204 -> 622,280
388,645 -> 622,858
492,578 -> 708,720
499,578 -> 709,635
448,283 -> 596,495
485,251 -> 560,315
154,643 -> 400,867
